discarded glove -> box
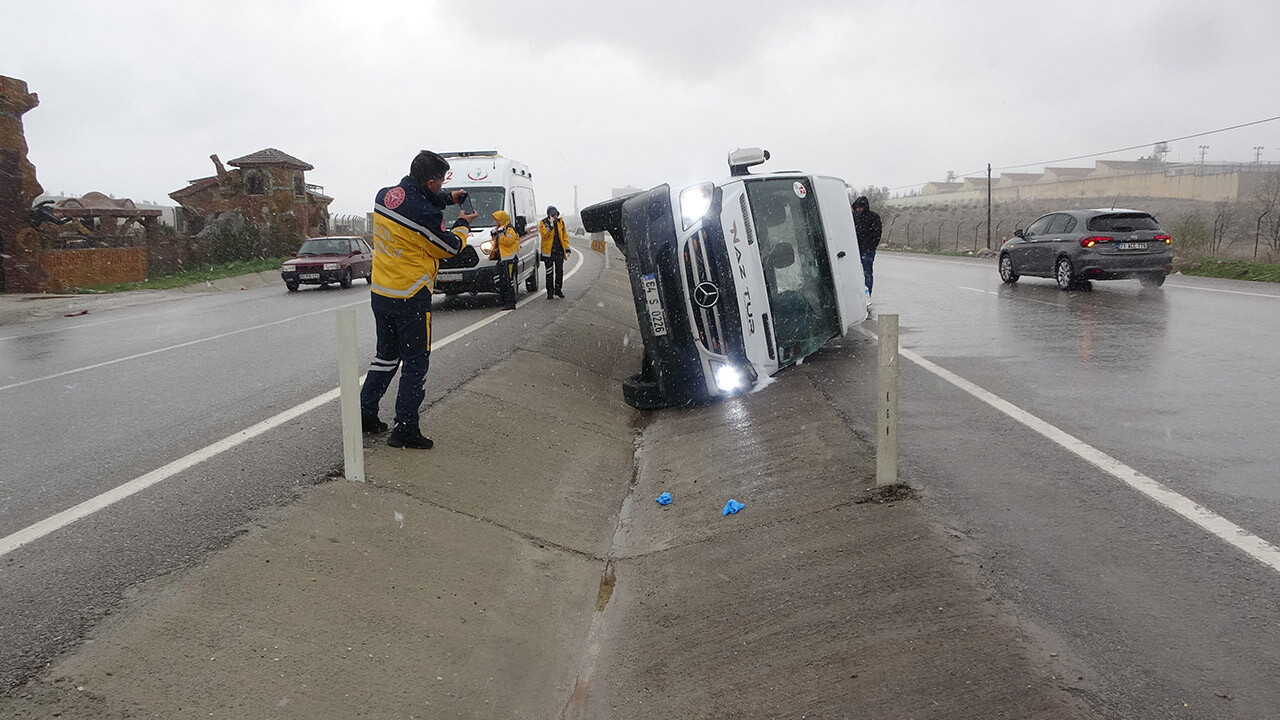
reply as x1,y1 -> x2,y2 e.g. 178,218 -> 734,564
722,499 -> 745,516
655,492 -> 672,506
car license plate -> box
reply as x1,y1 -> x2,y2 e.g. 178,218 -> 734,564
1115,242 -> 1148,251
300,273 -> 320,280
641,273 -> 668,337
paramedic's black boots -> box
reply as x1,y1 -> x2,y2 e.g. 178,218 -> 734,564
387,425 -> 434,450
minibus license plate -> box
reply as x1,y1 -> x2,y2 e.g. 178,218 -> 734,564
642,274 -> 668,336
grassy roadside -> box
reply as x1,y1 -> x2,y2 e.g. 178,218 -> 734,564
73,257 -> 287,293
881,245 -> 1280,284
1173,258 -> 1280,283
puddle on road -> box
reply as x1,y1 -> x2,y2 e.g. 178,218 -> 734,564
595,559 -> 617,611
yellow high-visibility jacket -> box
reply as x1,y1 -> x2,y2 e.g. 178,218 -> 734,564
539,216 -> 571,256
371,177 -> 469,299
489,210 -> 522,260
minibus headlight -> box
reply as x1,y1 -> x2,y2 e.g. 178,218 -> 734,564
679,183 -> 714,229
712,362 -> 745,393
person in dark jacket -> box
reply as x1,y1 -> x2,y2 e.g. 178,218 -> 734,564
361,150 -> 475,449
538,205 -> 570,299
851,195 -> 882,296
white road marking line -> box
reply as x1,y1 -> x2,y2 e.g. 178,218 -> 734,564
887,254 -> 992,268
0,309 -> 165,342
0,299 -> 368,393
958,285 -> 1065,308
1162,283 -> 1280,299
892,252 -> 1280,299
0,253 -> 588,558
856,323 -> 1280,576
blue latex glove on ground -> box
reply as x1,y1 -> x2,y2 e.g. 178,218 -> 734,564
722,499 -> 745,516
655,492 -> 672,505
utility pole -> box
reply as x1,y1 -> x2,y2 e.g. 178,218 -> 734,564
1255,146 -> 1265,164
986,163 -> 992,250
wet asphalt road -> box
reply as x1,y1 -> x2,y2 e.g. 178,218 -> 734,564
809,252 -> 1280,719
0,250 -> 600,691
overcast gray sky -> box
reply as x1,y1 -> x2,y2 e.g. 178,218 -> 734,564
5,0 -> 1280,217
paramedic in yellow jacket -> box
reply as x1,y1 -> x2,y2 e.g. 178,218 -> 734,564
360,150 -> 475,450
538,205 -> 571,300
488,209 -> 522,310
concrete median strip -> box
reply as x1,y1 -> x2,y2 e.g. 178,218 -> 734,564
2,260 -> 1095,719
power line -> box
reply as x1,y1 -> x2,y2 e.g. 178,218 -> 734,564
887,114 -> 1280,192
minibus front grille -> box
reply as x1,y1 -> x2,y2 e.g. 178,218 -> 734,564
683,228 -> 732,356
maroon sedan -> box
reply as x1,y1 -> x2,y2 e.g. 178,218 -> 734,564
281,236 -> 373,291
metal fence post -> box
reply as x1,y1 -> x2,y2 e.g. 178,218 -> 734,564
337,309 -> 365,482
876,314 -> 899,487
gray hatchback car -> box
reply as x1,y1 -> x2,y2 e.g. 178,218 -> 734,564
998,209 -> 1172,289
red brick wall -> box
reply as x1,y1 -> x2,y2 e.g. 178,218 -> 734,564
39,247 -> 147,290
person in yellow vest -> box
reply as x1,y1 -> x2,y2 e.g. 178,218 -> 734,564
538,205 -> 571,299
488,209 -> 522,310
361,150 -> 475,450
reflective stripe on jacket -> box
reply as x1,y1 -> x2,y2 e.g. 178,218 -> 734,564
539,217 -> 570,256
371,177 -> 469,299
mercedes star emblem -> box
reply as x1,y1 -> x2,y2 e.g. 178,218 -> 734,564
693,282 -> 720,308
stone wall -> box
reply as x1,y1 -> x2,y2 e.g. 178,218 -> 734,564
39,247 -> 148,290
0,75 -> 50,292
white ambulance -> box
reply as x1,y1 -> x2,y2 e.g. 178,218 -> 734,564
434,151 -> 542,297
582,149 -> 868,409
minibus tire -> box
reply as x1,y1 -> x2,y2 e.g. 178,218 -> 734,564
623,373 -> 668,410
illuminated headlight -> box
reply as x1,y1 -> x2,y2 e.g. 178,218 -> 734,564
679,183 -> 714,229
480,240 -> 494,255
323,262 -> 340,271
712,362 -> 745,393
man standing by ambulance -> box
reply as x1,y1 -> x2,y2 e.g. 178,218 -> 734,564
361,150 -> 475,449
539,205 -> 570,299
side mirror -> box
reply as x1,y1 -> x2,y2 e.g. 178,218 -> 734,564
728,147 -> 771,176
768,243 -> 796,269
514,215 -> 527,235
1013,229 -> 1025,239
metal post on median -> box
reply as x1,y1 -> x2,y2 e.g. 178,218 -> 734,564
876,314 -> 899,487
337,308 -> 365,482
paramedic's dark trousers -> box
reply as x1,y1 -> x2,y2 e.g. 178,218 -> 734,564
497,257 -> 517,309
544,252 -> 564,297
360,292 -> 432,430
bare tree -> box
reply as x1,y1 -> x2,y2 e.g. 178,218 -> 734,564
1210,198 -> 1237,257
1249,172 -> 1280,257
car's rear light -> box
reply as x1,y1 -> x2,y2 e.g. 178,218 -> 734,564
1156,234 -> 1172,244
1080,236 -> 1111,248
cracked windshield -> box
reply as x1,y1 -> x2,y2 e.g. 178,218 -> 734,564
2,2 -> 1280,718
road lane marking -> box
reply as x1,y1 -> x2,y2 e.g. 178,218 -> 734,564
1162,283 -> 1280,299
894,253 -> 1280,299
0,253 -> 587,558
885,254 -> 992,268
0,299 -> 368,393
958,285 -> 1065,308
0,309 -> 167,342
857,323 -> 1280,576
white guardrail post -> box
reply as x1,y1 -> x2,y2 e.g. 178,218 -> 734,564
876,314 -> 899,487
337,308 -> 366,482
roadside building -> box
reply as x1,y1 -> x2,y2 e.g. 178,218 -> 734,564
168,148 -> 332,240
